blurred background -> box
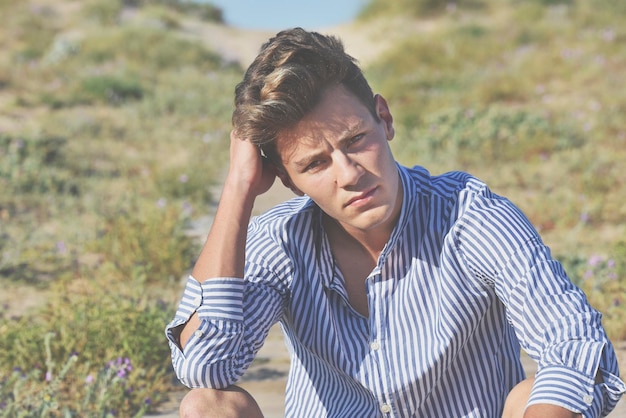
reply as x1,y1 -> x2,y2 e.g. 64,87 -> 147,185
1,0 -> 624,415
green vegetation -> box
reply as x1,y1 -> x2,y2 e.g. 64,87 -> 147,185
1,0 -> 234,415
1,0 -> 624,415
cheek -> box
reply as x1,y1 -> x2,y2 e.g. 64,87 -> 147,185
295,174 -> 334,200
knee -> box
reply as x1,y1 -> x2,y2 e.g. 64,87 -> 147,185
179,388 -> 212,418
502,378 -> 534,418
179,386 -> 263,418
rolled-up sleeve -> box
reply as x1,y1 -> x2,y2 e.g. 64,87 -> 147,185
503,242 -> 626,416
165,274 -> 284,388
456,194 -> 625,416
528,341 -> 625,417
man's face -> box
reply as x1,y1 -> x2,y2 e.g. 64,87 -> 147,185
276,85 -> 402,236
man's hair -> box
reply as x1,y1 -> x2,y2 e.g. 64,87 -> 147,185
232,27 -> 377,163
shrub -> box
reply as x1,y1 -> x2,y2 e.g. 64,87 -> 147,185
396,106 -> 585,168
78,26 -> 222,72
78,74 -> 145,105
82,0 -> 124,25
89,199 -> 197,285
8,5 -> 59,61
0,133 -> 78,195
360,0 -> 486,19
147,0 -> 223,22
567,243 -> 626,340
0,280 -> 175,416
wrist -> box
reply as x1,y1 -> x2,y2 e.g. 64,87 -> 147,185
221,176 -> 257,211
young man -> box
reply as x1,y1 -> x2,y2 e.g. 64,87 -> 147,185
166,28 -> 624,417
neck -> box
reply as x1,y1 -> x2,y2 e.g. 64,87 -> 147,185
323,213 -> 395,262
324,173 -> 404,261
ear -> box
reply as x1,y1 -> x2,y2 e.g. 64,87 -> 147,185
277,170 -> 304,196
375,94 -> 395,141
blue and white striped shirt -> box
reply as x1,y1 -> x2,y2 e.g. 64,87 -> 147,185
167,164 -> 625,417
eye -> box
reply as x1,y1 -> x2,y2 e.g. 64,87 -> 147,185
347,133 -> 365,147
303,159 -> 323,173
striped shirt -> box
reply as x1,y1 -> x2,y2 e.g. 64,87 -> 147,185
166,164 -> 625,417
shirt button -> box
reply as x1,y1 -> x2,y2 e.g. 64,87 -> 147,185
583,394 -> 594,405
380,403 -> 392,414
370,340 -> 381,351
194,330 -> 203,338
193,296 -> 202,305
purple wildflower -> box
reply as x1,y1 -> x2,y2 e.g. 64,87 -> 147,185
56,241 -> 67,255
588,255 -> 604,267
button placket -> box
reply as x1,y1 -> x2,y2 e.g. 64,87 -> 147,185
369,274 -> 394,417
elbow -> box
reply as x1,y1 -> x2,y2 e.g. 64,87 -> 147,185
173,349 -> 243,389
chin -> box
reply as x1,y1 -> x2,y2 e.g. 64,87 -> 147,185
351,209 -> 393,231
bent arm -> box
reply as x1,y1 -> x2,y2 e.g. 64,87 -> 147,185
179,185 -> 255,349
165,132 -> 284,388
180,131 -> 276,349
504,378 -> 582,418
456,194 -> 625,416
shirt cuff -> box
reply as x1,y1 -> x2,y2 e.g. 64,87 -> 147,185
196,277 -> 245,322
527,365 -> 598,414
167,275 -> 245,328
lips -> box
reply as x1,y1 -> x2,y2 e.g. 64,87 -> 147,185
345,186 -> 377,208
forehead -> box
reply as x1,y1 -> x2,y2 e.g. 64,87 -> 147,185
275,86 -> 372,159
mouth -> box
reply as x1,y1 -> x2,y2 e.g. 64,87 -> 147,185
345,186 -> 377,208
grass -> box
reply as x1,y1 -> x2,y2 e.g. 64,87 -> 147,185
1,0 -> 625,415
367,0 -> 626,254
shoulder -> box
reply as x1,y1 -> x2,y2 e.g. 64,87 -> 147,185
400,164 -> 495,203
400,164 -> 532,237
246,196 -> 321,258
249,196 -> 318,235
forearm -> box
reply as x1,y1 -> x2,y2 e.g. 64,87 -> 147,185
192,177 -> 256,281
191,130 -> 276,280
180,179 -> 256,349
178,130 -> 278,350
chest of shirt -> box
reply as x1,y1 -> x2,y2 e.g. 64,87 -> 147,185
282,240 -> 498,382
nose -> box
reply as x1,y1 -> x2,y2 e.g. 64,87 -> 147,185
334,151 -> 362,188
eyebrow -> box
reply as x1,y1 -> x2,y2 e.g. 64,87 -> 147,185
292,122 -> 365,169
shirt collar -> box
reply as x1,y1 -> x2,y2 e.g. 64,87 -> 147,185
377,163 -> 418,265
